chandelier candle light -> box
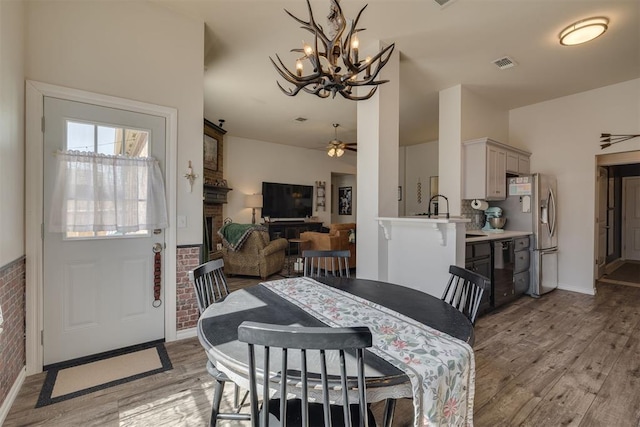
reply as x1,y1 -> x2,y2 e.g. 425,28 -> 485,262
271,0 -> 395,101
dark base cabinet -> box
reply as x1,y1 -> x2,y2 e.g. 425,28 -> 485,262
465,241 -> 492,316
466,236 -> 530,318
493,239 -> 516,308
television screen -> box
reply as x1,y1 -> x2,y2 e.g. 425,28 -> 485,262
262,182 -> 313,220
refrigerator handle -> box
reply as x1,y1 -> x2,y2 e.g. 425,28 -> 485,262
548,186 -> 557,238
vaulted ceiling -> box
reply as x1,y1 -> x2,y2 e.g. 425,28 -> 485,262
159,0 -> 640,152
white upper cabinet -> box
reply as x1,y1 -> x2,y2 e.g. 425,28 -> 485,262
463,138 -> 531,201
506,149 -> 531,175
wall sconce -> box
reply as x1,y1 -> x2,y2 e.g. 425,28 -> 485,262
184,160 -> 198,193
245,194 -> 263,224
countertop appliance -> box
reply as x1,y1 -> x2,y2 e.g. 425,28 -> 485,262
494,173 -> 558,297
482,207 -> 504,232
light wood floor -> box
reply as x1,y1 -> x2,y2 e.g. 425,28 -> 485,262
6,277 -> 640,426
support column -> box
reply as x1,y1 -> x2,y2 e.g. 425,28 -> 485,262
356,41 -> 399,281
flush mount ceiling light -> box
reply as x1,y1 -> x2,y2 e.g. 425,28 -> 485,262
270,0 -> 395,101
327,124 -> 357,157
559,17 -> 608,46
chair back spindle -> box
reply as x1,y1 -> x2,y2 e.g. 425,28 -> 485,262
441,265 -> 490,325
189,258 -> 230,314
238,322 -> 372,427
302,250 -> 351,278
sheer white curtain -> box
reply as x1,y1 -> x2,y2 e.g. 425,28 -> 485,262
48,150 -> 168,233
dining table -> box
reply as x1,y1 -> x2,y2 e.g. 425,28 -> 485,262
197,276 -> 475,427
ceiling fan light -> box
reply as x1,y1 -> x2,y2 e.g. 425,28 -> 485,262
336,148 -> 344,157
328,147 -> 336,157
559,17 -> 608,46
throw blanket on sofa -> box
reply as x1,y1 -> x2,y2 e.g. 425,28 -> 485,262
218,223 -> 267,251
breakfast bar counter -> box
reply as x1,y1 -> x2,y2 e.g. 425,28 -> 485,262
465,230 -> 532,243
375,216 -> 469,297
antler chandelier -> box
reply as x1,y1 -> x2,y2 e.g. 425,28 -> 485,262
270,0 -> 395,101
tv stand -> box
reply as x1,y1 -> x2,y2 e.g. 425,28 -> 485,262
264,221 -> 323,240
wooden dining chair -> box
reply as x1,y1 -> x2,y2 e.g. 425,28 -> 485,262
302,249 -> 351,278
237,321 -> 375,427
189,259 -> 251,426
441,265 -> 490,325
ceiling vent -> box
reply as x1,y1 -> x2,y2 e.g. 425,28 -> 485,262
294,117 -> 308,122
434,0 -> 458,7
492,56 -> 518,70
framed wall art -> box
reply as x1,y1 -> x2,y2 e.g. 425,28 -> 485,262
204,134 -> 218,171
338,186 -> 352,215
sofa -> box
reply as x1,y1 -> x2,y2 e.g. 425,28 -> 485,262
220,224 -> 288,279
300,223 -> 356,269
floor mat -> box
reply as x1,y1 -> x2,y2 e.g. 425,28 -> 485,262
36,341 -> 172,407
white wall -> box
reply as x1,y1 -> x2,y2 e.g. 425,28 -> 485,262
439,85 -> 510,216
223,136 -> 357,226
439,86 -> 463,216
24,0 -> 204,245
398,146 -> 406,215
0,0 -> 25,265
509,78 -> 640,294
461,87 -> 509,144
404,141 -> 438,215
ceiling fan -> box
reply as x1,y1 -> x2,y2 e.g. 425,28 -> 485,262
327,124 -> 357,157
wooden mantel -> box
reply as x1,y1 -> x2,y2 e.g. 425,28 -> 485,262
203,184 -> 232,205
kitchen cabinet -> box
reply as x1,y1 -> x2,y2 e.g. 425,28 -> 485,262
513,236 -> 530,295
493,239 -> 515,308
463,138 -> 531,200
492,236 -> 530,308
506,149 -> 531,175
463,138 -> 507,200
465,241 -> 492,316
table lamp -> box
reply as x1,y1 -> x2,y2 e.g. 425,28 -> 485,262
245,194 -> 263,224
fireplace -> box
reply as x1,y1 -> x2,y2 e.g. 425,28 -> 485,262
203,202 -> 223,262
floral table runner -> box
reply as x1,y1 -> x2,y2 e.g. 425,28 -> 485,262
262,277 -> 475,427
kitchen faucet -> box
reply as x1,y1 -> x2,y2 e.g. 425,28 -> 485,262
427,194 -> 450,219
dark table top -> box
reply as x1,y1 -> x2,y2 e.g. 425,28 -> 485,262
197,276 -> 474,393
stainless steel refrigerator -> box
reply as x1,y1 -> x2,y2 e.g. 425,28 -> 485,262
496,173 -> 558,297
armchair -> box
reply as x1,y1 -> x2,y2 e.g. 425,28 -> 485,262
221,226 -> 288,279
299,223 -> 356,269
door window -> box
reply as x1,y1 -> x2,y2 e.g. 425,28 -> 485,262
64,120 -> 152,239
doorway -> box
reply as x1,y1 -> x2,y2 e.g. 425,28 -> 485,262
595,150 -> 640,287
25,81 -> 177,374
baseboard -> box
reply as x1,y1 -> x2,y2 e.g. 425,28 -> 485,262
557,283 -> 596,296
175,327 -> 197,341
0,366 -> 26,425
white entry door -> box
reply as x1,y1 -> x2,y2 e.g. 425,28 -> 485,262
43,97 -> 166,365
624,177 -> 640,261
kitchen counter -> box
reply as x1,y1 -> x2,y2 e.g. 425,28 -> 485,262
465,230 -> 532,243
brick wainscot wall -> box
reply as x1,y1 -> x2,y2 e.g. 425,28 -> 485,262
176,245 -> 201,330
0,257 -> 26,406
